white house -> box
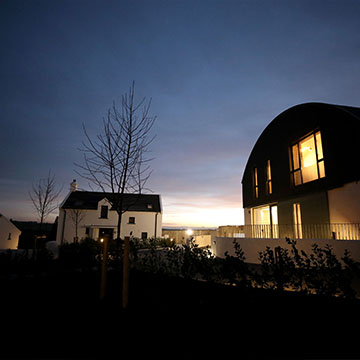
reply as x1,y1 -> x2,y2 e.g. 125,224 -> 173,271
56,181 -> 162,244
0,213 -> 21,249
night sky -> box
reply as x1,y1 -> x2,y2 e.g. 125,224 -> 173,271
1,0 -> 360,227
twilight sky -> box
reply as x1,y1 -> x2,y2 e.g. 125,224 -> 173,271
1,0 -> 360,227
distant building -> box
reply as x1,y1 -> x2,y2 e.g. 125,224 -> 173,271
12,221 -> 55,249
0,214 -> 20,249
56,181 -> 162,244
242,102 -> 360,240
162,228 -> 216,246
217,225 -> 245,238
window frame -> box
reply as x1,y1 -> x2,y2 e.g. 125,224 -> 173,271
128,216 -> 136,224
100,205 -> 109,219
266,160 -> 272,195
253,167 -> 259,198
290,130 -> 325,186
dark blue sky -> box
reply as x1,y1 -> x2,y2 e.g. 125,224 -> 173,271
1,0 -> 360,226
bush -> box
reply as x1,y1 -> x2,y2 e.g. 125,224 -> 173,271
222,240 -> 252,287
130,239 -> 216,281
129,237 -> 359,299
257,239 -> 358,298
58,238 -> 101,271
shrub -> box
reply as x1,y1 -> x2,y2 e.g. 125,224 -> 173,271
257,239 -> 358,298
222,240 -> 252,287
58,238 -> 101,271
94,235 -> 359,299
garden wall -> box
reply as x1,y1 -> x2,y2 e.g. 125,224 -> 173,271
213,237 -> 360,264
193,234 -> 213,248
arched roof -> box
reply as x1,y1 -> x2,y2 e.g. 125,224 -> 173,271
242,102 -> 360,208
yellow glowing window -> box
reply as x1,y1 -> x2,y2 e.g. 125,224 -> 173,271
266,160 -> 272,195
253,167 -> 259,198
290,131 -> 325,186
293,203 -> 302,239
251,205 -> 278,238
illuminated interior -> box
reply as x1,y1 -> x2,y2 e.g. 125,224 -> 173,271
299,135 -> 318,183
252,206 -> 271,225
253,167 -> 259,198
266,160 -> 272,194
291,131 -> 325,185
293,203 -> 302,239
251,205 -> 278,238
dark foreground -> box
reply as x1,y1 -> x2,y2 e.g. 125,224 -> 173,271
0,270 -> 359,359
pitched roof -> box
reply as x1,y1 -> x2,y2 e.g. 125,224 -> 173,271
61,192 -> 161,213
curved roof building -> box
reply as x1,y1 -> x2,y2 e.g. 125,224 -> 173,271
242,102 -> 360,239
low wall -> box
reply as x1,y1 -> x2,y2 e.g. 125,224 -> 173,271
213,237 -> 360,264
194,235 -> 212,248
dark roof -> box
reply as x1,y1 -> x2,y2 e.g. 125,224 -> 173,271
61,192 -> 161,212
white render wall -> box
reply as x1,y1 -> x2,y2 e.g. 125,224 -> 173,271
0,215 -> 20,249
56,198 -> 162,244
328,181 -> 360,224
213,237 -> 360,264
244,207 -> 252,226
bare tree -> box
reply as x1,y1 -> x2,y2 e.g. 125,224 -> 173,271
29,171 -> 62,234
75,82 -> 156,240
68,209 -> 86,242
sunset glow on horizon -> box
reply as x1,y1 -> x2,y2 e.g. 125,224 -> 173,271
161,195 -> 244,228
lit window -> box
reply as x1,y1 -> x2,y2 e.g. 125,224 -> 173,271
266,160 -> 272,195
293,203 -> 302,239
253,167 -> 259,198
290,131 -> 325,186
251,205 -> 278,238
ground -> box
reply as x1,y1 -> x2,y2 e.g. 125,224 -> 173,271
0,269 -> 359,359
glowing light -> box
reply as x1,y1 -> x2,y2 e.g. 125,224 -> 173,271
300,146 -> 312,152
186,229 -> 193,236
100,238 -> 104,243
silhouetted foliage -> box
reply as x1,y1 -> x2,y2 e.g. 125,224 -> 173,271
257,238 -> 357,298
222,240 -> 252,287
0,248 -> 54,278
76,82 -> 156,240
129,237 -> 359,299
28,171 -> 62,233
58,238 -> 101,271
0,236 -> 358,299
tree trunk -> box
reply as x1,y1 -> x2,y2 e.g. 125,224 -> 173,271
116,210 -> 123,261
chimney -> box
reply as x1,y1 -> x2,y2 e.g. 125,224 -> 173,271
70,179 -> 78,192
